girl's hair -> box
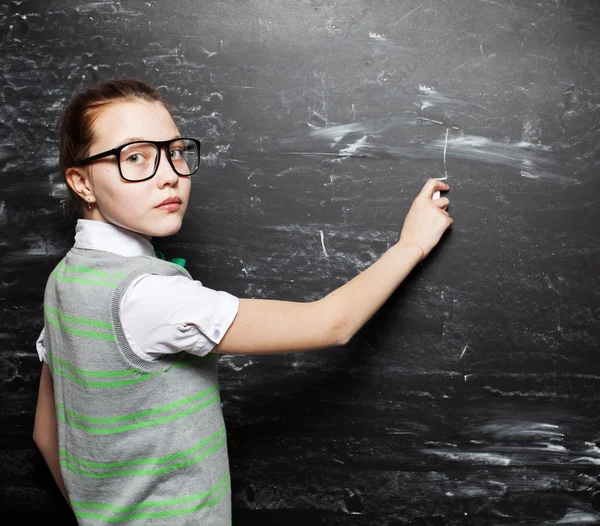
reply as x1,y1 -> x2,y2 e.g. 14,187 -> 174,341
59,78 -> 170,216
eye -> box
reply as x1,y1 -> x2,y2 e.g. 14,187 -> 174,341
124,152 -> 146,164
169,147 -> 184,160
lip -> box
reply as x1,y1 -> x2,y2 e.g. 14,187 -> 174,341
155,196 -> 182,211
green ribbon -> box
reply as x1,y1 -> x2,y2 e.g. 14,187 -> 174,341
154,251 -> 186,269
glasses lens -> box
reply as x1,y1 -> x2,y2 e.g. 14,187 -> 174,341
169,139 -> 199,176
119,143 -> 159,181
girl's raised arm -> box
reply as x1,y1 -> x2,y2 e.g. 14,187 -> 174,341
215,179 -> 452,355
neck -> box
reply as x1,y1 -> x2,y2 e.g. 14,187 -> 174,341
79,212 -> 154,242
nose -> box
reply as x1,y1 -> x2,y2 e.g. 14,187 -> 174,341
155,148 -> 179,188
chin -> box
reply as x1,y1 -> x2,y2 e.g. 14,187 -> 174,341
150,223 -> 183,238
138,215 -> 184,238
152,216 -> 183,237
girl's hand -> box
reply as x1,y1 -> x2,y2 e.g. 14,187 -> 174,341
397,179 -> 454,260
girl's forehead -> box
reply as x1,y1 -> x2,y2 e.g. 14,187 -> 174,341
92,100 -> 178,146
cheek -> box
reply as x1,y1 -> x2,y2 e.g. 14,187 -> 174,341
180,178 -> 192,200
97,180 -> 149,214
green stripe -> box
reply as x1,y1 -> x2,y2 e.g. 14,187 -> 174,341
71,471 -> 229,512
73,478 -> 230,522
60,427 -> 225,469
63,436 -> 227,478
44,306 -> 112,330
58,394 -> 220,434
48,353 -> 200,388
50,362 -> 158,388
46,314 -> 116,342
57,262 -> 125,279
47,351 -> 139,378
55,274 -> 120,288
57,384 -> 218,424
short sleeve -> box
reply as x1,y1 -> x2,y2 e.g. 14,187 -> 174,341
120,274 -> 239,361
36,327 -> 48,363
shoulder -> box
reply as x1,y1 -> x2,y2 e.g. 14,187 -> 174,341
66,248 -> 192,279
44,249 -> 191,298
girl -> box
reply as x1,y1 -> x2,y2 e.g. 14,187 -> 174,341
33,78 -> 453,525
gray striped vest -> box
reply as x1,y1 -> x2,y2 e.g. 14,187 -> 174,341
43,247 -> 231,525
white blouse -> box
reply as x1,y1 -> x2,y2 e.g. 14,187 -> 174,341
36,220 -> 239,362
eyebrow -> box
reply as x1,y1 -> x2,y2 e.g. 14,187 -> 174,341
118,136 -> 182,145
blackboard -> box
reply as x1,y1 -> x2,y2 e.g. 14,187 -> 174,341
1,0 -> 599,524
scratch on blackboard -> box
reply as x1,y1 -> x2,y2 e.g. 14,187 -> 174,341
240,259 -> 248,276
460,343 -> 470,360
451,60 -> 471,73
526,53 -> 553,62
227,85 -> 264,90
416,117 -> 444,125
319,230 -> 329,258
200,46 -> 217,58
394,2 -> 425,26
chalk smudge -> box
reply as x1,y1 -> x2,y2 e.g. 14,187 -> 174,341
479,421 -> 563,439
423,450 -> 513,466
307,122 -> 368,142
555,510 -> 600,524
369,32 -> 386,41
426,135 -> 577,185
285,121 -> 579,185
417,85 -> 472,110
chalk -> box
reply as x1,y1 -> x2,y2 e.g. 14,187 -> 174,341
433,128 -> 449,199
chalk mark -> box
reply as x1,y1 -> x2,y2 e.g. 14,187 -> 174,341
319,230 -> 329,258
444,128 -> 449,179
416,117 -> 444,125
460,343 -> 470,360
451,60 -> 471,73
394,2 -> 425,25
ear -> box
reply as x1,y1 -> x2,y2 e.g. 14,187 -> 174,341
66,167 -> 95,205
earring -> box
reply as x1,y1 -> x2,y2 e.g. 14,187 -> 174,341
87,199 -> 93,210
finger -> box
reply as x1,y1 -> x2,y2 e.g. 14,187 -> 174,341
433,197 -> 450,209
418,179 -> 450,200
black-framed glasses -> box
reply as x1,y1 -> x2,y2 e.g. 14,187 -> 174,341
72,138 -> 201,182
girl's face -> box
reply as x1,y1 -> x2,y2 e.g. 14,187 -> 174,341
75,100 -> 191,239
